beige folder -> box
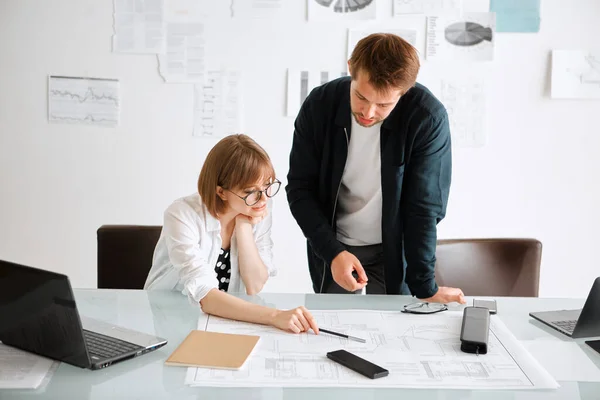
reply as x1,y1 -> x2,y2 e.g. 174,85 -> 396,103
165,330 -> 260,370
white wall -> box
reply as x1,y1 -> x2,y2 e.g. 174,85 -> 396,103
0,0 -> 598,298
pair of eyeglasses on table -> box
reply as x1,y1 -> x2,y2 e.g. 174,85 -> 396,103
401,302 -> 448,314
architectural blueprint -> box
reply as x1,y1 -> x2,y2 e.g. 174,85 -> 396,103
186,310 -> 557,389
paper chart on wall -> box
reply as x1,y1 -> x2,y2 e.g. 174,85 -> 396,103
48,76 -> 120,127
112,0 -> 165,54
426,12 -> 496,61
551,50 -> 600,99
308,0 -> 376,21
193,70 -> 243,138
286,69 -> 348,117
157,0 -> 206,83
186,310 -> 557,389
440,77 -> 486,147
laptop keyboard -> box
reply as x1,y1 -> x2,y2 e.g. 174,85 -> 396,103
553,320 -> 578,333
83,329 -> 143,360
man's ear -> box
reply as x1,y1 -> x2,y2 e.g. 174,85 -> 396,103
216,186 -> 227,201
347,61 -> 352,76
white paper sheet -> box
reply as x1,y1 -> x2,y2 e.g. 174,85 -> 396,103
440,77 -> 486,147
112,0 -> 165,54
48,76 -> 120,127
157,0 -> 206,83
193,69 -> 243,138
233,0 -> 284,18
426,13 -> 495,61
308,0 -> 376,21
286,69 -> 348,117
347,28 -> 418,59
393,0 -> 462,15
186,310 -> 558,389
0,344 -> 56,389
523,340 -> 600,382
551,50 -> 600,99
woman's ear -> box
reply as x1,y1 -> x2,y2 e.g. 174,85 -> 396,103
216,186 -> 227,201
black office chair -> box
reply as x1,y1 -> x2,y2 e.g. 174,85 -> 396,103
435,238 -> 542,297
97,225 -> 162,289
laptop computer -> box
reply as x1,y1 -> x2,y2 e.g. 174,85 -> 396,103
0,259 -> 167,370
529,277 -> 600,338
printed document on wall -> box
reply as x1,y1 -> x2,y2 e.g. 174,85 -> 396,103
551,50 -> 600,99
347,28 -> 417,59
286,69 -> 347,117
426,13 -> 495,61
112,0 -> 165,54
48,76 -> 120,127
394,0 -> 462,16
308,0 -> 376,21
440,77 -> 486,147
157,0 -> 206,83
186,310 -> 557,389
193,70 -> 243,138
233,0 -> 284,18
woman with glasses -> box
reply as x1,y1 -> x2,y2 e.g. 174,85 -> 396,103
145,134 -> 319,335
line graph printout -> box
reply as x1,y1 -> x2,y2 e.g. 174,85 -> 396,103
308,0 -> 376,21
551,50 -> 600,99
186,310 -> 557,389
48,76 -> 120,127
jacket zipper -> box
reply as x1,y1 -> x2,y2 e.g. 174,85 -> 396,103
319,127 -> 349,293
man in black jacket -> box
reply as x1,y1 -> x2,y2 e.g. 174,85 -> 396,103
286,33 -> 465,304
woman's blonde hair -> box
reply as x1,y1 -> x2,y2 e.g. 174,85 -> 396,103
198,134 -> 275,218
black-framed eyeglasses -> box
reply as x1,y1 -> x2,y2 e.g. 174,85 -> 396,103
225,180 -> 281,206
401,302 -> 448,315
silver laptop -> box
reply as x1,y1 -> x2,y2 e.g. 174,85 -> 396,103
529,277 -> 600,338
0,260 -> 167,370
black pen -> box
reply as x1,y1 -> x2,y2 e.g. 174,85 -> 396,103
320,328 -> 366,343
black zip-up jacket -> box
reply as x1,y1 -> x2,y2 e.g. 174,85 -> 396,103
285,77 -> 451,298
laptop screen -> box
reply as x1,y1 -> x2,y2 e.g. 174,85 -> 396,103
0,260 -> 90,368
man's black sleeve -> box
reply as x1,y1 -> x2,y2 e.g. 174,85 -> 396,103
402,111 -> 452,299
285,100 -> 346,265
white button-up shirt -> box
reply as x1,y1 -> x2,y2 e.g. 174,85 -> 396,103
144,193 -> 275,304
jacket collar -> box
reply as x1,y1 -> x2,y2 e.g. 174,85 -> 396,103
334,77 -> 406,130
198,196 -> 221,232
334,79 -> 352,128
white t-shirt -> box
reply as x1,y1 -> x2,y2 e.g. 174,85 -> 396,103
336,117 -> 382,246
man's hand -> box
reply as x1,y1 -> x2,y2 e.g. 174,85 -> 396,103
331,251 -> 368,292
420,286 -> 466,304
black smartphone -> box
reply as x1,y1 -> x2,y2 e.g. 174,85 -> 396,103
473,299 -> 497,314
326,350 -> 389,379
